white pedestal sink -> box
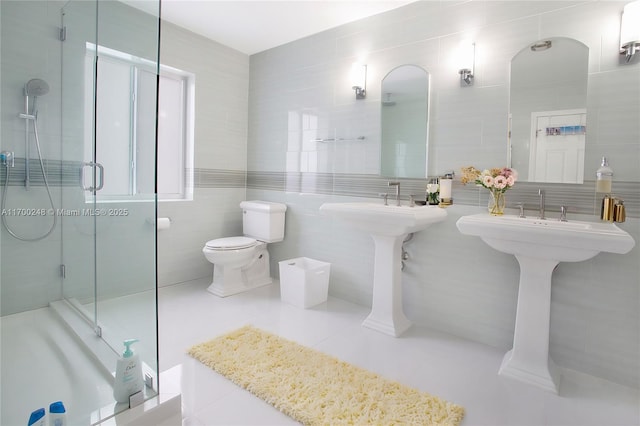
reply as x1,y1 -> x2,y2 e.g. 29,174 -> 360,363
320,202 -> 447,337
456,214 -> 635,393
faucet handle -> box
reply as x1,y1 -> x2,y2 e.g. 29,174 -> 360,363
560,205 -> 568,222
515,202 -> 525,218
378,192 -> 389,206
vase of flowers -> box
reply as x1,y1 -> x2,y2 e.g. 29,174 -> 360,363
461,166 -> 518,215
487,189 -> 506,215
426,179 -> 440,205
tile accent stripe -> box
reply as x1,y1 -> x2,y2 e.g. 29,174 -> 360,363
0,158 -> 83,187
195,168 -> 246,188
0,161 -> 248,190
6,161 -> 635,218
248,171 -> 640,218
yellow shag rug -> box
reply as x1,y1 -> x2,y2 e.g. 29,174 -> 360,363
187,325 -> 465,425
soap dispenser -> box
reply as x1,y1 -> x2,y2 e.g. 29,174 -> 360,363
596,157 -> 613,193
113,339 -> 144,403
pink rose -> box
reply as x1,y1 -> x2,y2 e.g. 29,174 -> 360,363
494,175 -> 507,189
483,175 -> 494,188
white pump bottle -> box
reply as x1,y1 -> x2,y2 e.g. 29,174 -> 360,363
113,338 -> 144,403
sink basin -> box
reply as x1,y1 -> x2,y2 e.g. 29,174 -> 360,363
320,202 -> 447,336
456,214 -> 634,262
494,215 -> 594,230
456,213 -> 635,393
319,202 -> 447,236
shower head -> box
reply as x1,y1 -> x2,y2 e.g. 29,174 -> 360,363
25,79 -> 50,97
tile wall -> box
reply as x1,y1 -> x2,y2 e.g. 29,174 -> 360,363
1,0 -> 67,314
156,22 -> 249,287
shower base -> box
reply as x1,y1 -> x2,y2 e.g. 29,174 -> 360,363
0,307 -> 114,425
1,299 -> 180,425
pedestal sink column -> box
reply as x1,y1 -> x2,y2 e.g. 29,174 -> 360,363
319,202 -> 448,338
362,234 -> 412,337
499,256 -> 561,393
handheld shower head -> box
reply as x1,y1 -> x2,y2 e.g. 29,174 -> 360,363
24,79 -> 49,116
25,79 -> 49,97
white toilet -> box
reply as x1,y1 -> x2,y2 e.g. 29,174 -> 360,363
202,201 -> 287,297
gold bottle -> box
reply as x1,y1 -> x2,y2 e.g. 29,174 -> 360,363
601,195 -> 615,222
614,200 -> 626,223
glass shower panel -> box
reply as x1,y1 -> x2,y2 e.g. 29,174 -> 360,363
60,0 -> 160,411
94,0 -> 160,378
61,0 -> 99,328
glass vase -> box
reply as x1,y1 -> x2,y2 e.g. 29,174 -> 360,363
488,190 -> 506,215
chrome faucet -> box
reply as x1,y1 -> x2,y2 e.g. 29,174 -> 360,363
538,189 -> 546,219
388,181 -> 401,206
560,205 -> 568,222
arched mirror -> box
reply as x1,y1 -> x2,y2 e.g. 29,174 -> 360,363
509,37 -> 589,183
380,65 -> 430,178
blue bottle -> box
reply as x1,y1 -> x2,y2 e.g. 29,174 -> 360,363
27,408 -> 45,426
49,401 -> 67,426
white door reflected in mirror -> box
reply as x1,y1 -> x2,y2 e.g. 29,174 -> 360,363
528,108 -> 586,183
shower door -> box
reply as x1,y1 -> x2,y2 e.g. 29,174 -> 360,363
60,0 -> 160,409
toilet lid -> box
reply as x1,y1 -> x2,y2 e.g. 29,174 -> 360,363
205,236 -> 257,250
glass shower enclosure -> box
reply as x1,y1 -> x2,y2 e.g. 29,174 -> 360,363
1,1 -> 160,424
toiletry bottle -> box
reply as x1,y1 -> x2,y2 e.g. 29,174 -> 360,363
27,408 -> 46,426
601,194 -> 615,222
614,199 -> 626,223
49,401 -> 67,426
113,339 -> 144,403
596,157 -> 613,193
439,173 -> 453,206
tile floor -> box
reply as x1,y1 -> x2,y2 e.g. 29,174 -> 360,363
158,278 -> 640,426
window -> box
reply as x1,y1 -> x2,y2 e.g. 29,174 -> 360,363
85,43 -> 194,201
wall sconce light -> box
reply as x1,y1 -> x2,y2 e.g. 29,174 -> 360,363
351,63 -> 367,99
458,42 -> 475,86
620,0 -> 640,62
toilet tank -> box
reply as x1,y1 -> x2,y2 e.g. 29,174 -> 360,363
240,201 -> 287,243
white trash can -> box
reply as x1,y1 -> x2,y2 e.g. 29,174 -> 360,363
279,257 -> 330,308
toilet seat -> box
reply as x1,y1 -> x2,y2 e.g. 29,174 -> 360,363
205,236 -> 257,251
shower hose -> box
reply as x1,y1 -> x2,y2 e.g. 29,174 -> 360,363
1,115 -> 57,241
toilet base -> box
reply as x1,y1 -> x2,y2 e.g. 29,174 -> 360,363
207,245 -> 272,297
207,277 -> 271,297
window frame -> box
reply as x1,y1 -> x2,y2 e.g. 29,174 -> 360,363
85,43 -> 194,203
